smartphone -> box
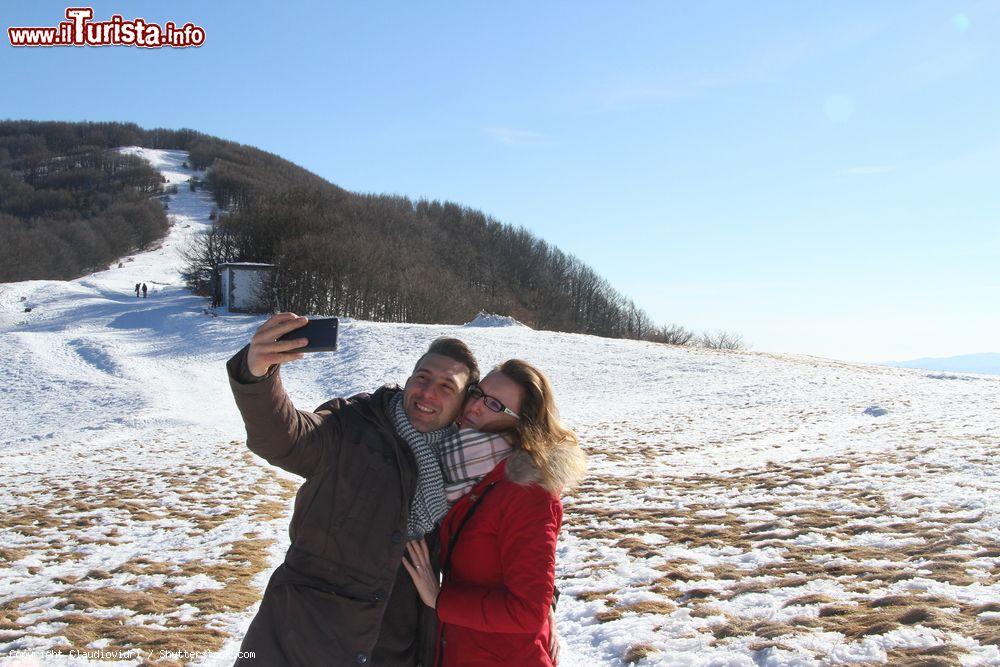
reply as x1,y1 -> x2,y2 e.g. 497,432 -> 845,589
277,317 -> 339,352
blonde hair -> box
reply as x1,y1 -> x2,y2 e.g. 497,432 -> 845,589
493,359 -> 584,491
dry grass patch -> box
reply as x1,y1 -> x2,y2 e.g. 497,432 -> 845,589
594,598 -> 676,622
622,643 -> 660,664
117,558 -> 178,576
0,595 -> 36,631
705,564 -> 745,581
572,527 -> 631,541
52,611 -> 229,662
623,600 -> 676,615
253,498 -> 288,520
818,603 -> 856,617
679,588 -> 717,602
782,593 -> 837,608
654,563 -> 696,581
615,537 -> 660,559
688,603 -> 723,618
747,521 -> 785,533
575,589 -> 619,603
181,559 -> 250,582
917,561 -> 981,586
973,630 -> 1000,646
813,602 -> 969,640
65,586 -> 177,615
561,442 -> 999,654
752,557 -> 829,579
724,576 -> 810,600
648,582 -> 684,600
747,640 -> 796,652
0,446 -> 294,658
711,617 -> 798,640
595,608 -> 625,623
189,509 -> 242,532
224,538 -> 273,568
178,583 -> 260,614
84,568 -> 114,580
0,546 -> 29,562
885,643 -> 963,666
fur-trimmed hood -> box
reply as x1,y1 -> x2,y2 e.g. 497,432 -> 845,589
505,443 -> 587,495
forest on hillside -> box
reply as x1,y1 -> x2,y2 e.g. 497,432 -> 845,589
0,122 -> 172,281
0,120 -> 724,346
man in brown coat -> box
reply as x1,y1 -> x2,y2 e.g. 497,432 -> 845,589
227,312 -> 479,665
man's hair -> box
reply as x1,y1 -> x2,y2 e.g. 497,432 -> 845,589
414,337 -> 480,387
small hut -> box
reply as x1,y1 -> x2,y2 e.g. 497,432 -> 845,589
218,262 -> 274,313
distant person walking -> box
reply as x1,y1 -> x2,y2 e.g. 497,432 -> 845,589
134,283 -> 141,298
141,283 -> 148,298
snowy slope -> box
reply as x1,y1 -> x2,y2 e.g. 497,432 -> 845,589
3,149 -> 1000,665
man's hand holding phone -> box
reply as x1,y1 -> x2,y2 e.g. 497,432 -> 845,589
247,312 -> 310,378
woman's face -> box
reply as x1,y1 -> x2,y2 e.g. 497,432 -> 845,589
460,371 -> 523,432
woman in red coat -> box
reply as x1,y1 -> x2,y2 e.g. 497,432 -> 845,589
404,359 -> 586,666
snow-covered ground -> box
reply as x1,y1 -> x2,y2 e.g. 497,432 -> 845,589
2,149 -> 1000,665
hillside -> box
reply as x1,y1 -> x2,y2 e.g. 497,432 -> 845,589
2,150 -> 1000,665
0,120 -> 679,344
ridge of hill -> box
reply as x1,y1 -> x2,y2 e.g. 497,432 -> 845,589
0,120 -> 686,345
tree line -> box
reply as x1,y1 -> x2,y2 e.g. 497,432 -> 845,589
0,121 -> 174,281
0,120 -> 743,348
181,138 -> 743,348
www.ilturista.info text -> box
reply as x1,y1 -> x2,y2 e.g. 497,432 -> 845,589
8,7 -> 205,48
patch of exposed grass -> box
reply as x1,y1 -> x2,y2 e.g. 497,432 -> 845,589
615,537 -> 660,559
0,547 -> 29,562
0,440 -> 296,662
622,643 -> 660,664
782,593 -> 837,608
575,589 -> 618,603
711,617 -> 798,640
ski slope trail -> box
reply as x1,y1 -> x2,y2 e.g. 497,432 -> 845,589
2,149 -> 1000,665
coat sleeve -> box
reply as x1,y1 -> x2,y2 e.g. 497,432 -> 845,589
226,344 -> 341,478
435,486 -> 561,634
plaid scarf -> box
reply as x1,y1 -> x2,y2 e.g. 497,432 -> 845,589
389,393 -> 454,539
441,428 -> 513,502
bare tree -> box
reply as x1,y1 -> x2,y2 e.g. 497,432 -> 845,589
699,330 -> 746,351
179,219 -> 237,295
650,323 -> 695,346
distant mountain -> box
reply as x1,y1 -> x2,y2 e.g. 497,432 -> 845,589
883,353 -> 1000,375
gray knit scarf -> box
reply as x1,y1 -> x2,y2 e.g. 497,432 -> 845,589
389,392 -> 454,539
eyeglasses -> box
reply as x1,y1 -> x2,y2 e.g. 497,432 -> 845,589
467,384 -> 520,419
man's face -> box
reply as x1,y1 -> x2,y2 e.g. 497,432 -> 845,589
460,372 -> 522,433
403,353 -> 470,432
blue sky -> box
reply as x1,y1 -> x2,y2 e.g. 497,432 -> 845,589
3,1 -> 998,362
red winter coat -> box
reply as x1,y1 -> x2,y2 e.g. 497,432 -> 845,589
434,445 -> 585,666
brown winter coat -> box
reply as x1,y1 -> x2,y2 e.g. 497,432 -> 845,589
227,346 -> 438,666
